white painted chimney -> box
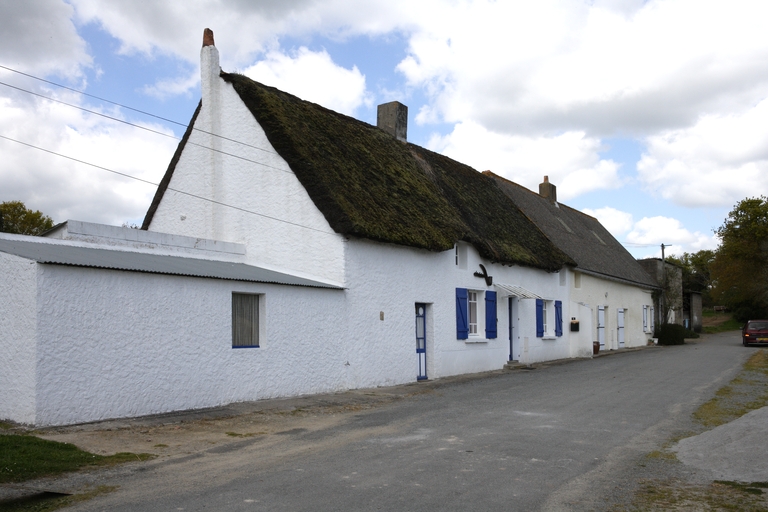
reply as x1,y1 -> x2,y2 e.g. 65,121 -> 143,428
201,28 -> 220,109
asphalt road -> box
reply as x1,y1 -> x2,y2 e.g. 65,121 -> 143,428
70,331 -> 752,511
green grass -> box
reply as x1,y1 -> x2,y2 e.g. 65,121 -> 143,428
625,350 -> 768,510
0,485 -> 118,512
225,431 -> 266,438
703,318 -> 743,334
693,350 -> 768,427
0,434 -> 153,484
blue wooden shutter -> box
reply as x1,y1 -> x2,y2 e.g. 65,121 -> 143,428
555,300 -> 563,337
485,291 -> 497,339
536,299 -> 544,337
643,305 -> 648,332
456,288 -> 468,339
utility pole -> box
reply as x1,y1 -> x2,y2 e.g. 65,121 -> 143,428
660,243 -> 666,326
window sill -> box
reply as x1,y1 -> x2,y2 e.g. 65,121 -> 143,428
464,338 -> 489,344
541,336 -> 557,341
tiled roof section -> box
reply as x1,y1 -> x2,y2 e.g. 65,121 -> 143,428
486,172 -> 658,288
218,72 -> 573,271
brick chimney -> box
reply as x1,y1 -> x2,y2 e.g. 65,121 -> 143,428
539,175 -> 557,203
377,101 -> 408,142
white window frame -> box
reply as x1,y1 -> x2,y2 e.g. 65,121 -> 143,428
468,290 -> 479,335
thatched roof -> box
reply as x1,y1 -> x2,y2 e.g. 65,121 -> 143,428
144,72 -> 574,272
486,172 -> 658,288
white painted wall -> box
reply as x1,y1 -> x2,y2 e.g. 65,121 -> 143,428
5,232 -> 582,426
33,264 -> 348,426
0,251 -> 37,424
343,239 -> 573,380
570,270 -> 655,351
147,45 -> 346,286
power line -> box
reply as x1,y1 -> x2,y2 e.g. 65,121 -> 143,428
0,63 -> 284,157
0,134 -> 337,237
0,80 -> 293,176
622,242 -> 660,248
0,64 -> 187,128
0,64 -> 281,158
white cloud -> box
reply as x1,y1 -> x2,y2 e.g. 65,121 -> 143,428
67,0 -> 424,69
0,0 -> 90,79
396,0 -> 768,137
626,216 -> 718,253
0,91 -> 176,226
582,207 -> 634,237
637,97 -> 768,207
142,70 -> 200,100
428,122 -> 620,199
5,0 -> 768,233
242,47 -> 369,116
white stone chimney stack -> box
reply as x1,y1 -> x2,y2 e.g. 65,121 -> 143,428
201,28 -> 220,109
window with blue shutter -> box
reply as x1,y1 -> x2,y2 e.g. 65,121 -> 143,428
555,300 -> 563,337
456,288 -> 468,339
536,299 -> 544,337
485,291 -> 497,339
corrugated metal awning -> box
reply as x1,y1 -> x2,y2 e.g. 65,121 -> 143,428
494,283 -> 542,299
0,236 -> 342,289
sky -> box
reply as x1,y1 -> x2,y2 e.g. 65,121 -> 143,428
1,0 -> 767,259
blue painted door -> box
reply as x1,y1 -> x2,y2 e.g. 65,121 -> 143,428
415,303 -> 427,380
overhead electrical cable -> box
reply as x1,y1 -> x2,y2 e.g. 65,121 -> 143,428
0,81 -> 292,176
0,64 -> 281,158
0,134 -> 336,237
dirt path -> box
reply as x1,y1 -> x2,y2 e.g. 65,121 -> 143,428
31,375 -> 463,459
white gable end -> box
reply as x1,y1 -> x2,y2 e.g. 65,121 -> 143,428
147,43 -> 346,285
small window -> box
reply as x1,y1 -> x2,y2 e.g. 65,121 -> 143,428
574,272 -> 581,289
456,288 -> 496,340
455,243 -> 468,269
232,293 -> 259,348
536,299 -> 563,337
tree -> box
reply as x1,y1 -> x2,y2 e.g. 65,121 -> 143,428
0,201 -> 55,236
667,249 -> 716,307
710,196 -> 768,321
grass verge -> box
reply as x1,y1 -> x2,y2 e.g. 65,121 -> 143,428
0,434 -> 153,484
625,348 -> 768,510
693,350 -> 768,428
0,485 -> 118,512
703,318 -> 743,334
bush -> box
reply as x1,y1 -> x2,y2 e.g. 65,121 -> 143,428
732,303 -> 768,323
654,323 -> 687,345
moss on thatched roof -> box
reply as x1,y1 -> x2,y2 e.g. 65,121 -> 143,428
145,71 -> 573,271
223,73 -> 572,271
